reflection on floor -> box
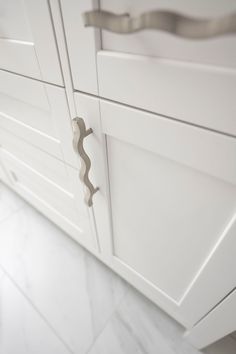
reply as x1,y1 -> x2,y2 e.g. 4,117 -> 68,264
0,182 -> 235,354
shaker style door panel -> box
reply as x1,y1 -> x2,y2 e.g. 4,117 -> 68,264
0,70 -> 77,167
0,0 -> 62,84
96,99 -> 236,327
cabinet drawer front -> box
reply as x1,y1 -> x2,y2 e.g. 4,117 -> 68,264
98,52 -> 236,136
0,130 -> 72,193
100,0 -> 236,68
62,0 -> 236,135
0,148 -> 96,249
0,0 -> 62,84
99,99 -> 236,323
0,70 -> 77,167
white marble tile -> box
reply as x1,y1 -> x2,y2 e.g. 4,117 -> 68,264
88,285 -> 236,354
0,271 -> 70,354
0,185 -> 234,354
0,182 -> 25,222
0,205 -> 127,353
88,286 -> 203,354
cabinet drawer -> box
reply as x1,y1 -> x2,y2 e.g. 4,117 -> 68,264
0,129 -> 73,193
100,0 -> 236,68
0,0 -> 62,84
0,70 -> 77,167
62,0 -> 236,135
0,148 -> 96,250
97,0 -> 236,135
97,52 -> 236,136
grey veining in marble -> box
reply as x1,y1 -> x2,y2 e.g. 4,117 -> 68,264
0,182 -> 235,354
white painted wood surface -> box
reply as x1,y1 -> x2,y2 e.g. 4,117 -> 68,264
61,0 -> 236,335
0,148 -> 97,250
100,0 -> 236,68
0,0 -> 62,84
0,70 -> 77,167
83,96 -> 236,327
1,1 -> 235,347
74,92 -> 112,258
0,129 -> 73,192
186,289 -> 236,349
180,214 -> 236,326
0,1 -> 99,254
97,52 -> 236,136
61,0 -> 100,94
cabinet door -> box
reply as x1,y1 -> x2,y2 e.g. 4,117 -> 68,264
0,0 -> 62,85
77,93 -> 236,328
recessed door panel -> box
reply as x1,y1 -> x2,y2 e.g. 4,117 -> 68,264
96,99 -> 236,326
0,0 -> 62,84
107,136 -> 236,301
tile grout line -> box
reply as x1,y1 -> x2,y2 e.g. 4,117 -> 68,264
0,263 -> 74,354
85,285 -> 130,354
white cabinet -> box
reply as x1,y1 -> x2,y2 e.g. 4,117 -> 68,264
1,0 -> 236,346
0,0 -> 62,84
62,0 -> 236,330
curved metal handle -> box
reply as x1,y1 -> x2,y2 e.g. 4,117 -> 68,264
82,10 -> 236,39
72,117 -> 98,207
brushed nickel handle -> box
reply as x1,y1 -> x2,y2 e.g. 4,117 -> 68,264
72,117 -> 98,207
82,10 -> 236,39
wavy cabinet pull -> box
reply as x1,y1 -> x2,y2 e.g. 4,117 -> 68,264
72,117 -> 98,207
82,10 -> 236,39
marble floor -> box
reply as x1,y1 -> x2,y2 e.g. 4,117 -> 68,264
0,182 -> 235,354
